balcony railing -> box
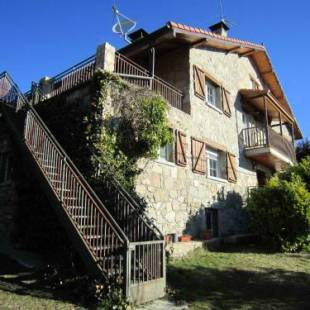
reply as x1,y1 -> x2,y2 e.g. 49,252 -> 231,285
26,51 -> 184,113
241,126 -> 296,163
114,52 -> 184,111
28,55 -> 96,102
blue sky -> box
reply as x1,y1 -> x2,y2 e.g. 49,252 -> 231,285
1,0 -> 309,138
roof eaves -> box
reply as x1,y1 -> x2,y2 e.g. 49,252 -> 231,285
168,21 -> 265,51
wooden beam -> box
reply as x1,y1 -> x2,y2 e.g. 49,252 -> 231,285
191,38 -> 208,47
261,70 -> 273,76
226,45 -> 241,54
239,49 -> 256,57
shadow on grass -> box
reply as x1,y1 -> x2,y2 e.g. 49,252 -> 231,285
0,254 -> 94,308
168,264 -> 310,309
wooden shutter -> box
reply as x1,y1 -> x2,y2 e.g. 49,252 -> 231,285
175,131 -> 187,166
221,87 -> 231,117
226,152 -> 237,183
193,65 -> 205,100
191,137 -> 206,174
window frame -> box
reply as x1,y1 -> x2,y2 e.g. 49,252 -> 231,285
250,76 -> 260,90
206,148 -> 227,183
158,130 -> 175,164
205,80 -> 222,113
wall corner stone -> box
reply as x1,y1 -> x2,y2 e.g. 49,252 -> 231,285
95,42 -> 116,72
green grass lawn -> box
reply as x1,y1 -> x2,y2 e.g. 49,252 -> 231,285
1,247 -> 310,310
0,254 -> 86,309
168,246 -> 310,310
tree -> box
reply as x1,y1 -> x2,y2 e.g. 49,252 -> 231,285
296,138 -> 310,162
247,158 -> 310,252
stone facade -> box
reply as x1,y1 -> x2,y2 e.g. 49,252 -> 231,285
134,45 -> 274,237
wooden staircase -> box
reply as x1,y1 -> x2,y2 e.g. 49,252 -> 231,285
0,71 -> 165,304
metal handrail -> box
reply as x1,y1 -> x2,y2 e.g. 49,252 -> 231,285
52,55 -> 96,82
0,71 -> 28,111
1,71 -> 166,296
99,171 -> 163,241
114,52 -> 184,111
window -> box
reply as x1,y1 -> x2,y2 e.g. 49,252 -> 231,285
206,149 -> 221,178
206,81 -> 220,108
0,152 -> 11,184
250,77 -> 259,90
159,142 -> 174,163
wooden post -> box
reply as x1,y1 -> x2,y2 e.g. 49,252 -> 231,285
279,112 -> 283,136
149,47 -> 155,77
291,123 -> 295,145
149,47 -> 155,90
264,96 -> 269,146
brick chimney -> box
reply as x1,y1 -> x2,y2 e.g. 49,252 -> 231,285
209,20 -> 230,37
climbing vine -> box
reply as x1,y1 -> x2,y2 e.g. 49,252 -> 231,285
36,69 -> 172,191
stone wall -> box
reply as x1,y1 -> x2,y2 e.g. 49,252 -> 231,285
135,46 -> 273,237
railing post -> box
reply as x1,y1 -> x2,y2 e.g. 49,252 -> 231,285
124,245 -> 132,300
263,96 -> 270,146
162,241 -> 166,285
60,157 -> 67,202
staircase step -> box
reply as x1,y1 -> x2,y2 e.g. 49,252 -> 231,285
50,179 -> 62,183
78,225 -> 98,229
92,246 -> 110,252
72,215 -> 89,220
55,188 -> 71,192
64,197 -> 79,201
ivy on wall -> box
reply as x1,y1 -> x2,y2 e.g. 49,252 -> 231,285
36,70 -> 172,191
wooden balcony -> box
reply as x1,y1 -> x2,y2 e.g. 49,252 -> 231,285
241,126 -> 296,171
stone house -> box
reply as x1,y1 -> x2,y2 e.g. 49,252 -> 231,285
0,19 -> 302,302
117,21 -> 302,238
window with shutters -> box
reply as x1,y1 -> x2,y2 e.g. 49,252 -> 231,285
0,152 -> 11,184
206,81 -> 221,110
191,137 -> 206,174
206,148 -> 228,182
159,129 -> 175,163
194,65 -> 231,116
175,131 -> 187,166
206,149 -> 221,179
227,152 -> 237,183
159,142 -> 174,163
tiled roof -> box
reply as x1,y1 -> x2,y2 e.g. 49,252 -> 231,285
168,21 -> 265,50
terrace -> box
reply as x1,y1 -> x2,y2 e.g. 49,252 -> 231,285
27,50 -> 184,112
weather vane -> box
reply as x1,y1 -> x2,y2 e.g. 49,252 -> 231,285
112,5 -> 137,43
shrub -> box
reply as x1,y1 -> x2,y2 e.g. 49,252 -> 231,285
280,156 -> 310,191
296,138 -> 310,162
247,174 -> 310,252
